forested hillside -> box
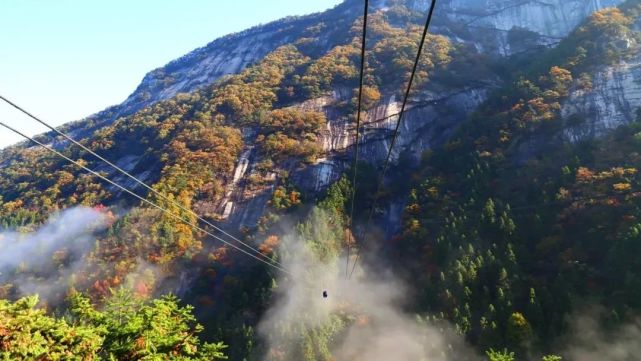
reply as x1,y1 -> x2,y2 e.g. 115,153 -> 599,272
2,0 -> 641,360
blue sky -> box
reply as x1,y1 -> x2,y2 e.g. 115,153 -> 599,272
0,0 -> 342,148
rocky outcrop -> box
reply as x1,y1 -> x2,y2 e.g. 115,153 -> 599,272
563,50 -> 641,141
356,86 -> 491,163
221,82 -> 493,229
441,0 -> 623,38
394,0 -> 621,56
118,29 -> 296,119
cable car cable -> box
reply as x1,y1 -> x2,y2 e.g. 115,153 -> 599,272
349,0 -> 438,279
346,0 -> 370,279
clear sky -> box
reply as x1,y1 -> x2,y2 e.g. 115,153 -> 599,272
0,0 -> 342,148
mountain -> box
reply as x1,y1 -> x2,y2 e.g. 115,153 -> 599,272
2,0 -> 641,360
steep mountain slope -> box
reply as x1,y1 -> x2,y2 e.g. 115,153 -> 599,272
110,3 -> 356,119
2,0 -> 641,360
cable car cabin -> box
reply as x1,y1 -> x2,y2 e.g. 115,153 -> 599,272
323,290 -> 328,298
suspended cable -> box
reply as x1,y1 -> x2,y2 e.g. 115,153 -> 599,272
346,0 -> 369,279
349,0 -> 438,279
0,120 -> 292,276
0,94 -> 282,268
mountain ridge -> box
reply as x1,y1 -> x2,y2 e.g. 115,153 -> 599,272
57,0 -> 623,134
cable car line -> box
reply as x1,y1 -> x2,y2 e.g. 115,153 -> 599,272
346,0 -> 369,279
349,0 -> 438,279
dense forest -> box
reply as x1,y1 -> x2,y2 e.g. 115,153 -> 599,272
2,0 -> 641,359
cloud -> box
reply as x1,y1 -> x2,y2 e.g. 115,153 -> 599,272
257,208 -> 476,361
564,310 -> 641,361
0,206 -> 110,300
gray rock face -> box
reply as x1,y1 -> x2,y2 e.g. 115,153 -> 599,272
224,83 -> 493,229
358,86 -> 490,163
115,23 -> 308,118
441,0 -> 623,38
563,51 -> 641,141
396,0 -> 624,57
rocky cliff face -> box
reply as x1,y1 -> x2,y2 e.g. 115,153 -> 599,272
408,0 -> 625,55
442,0 -> 623,37
224,82 -> 494,230
563,50 -> 641,141
116,24 -> 304,118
